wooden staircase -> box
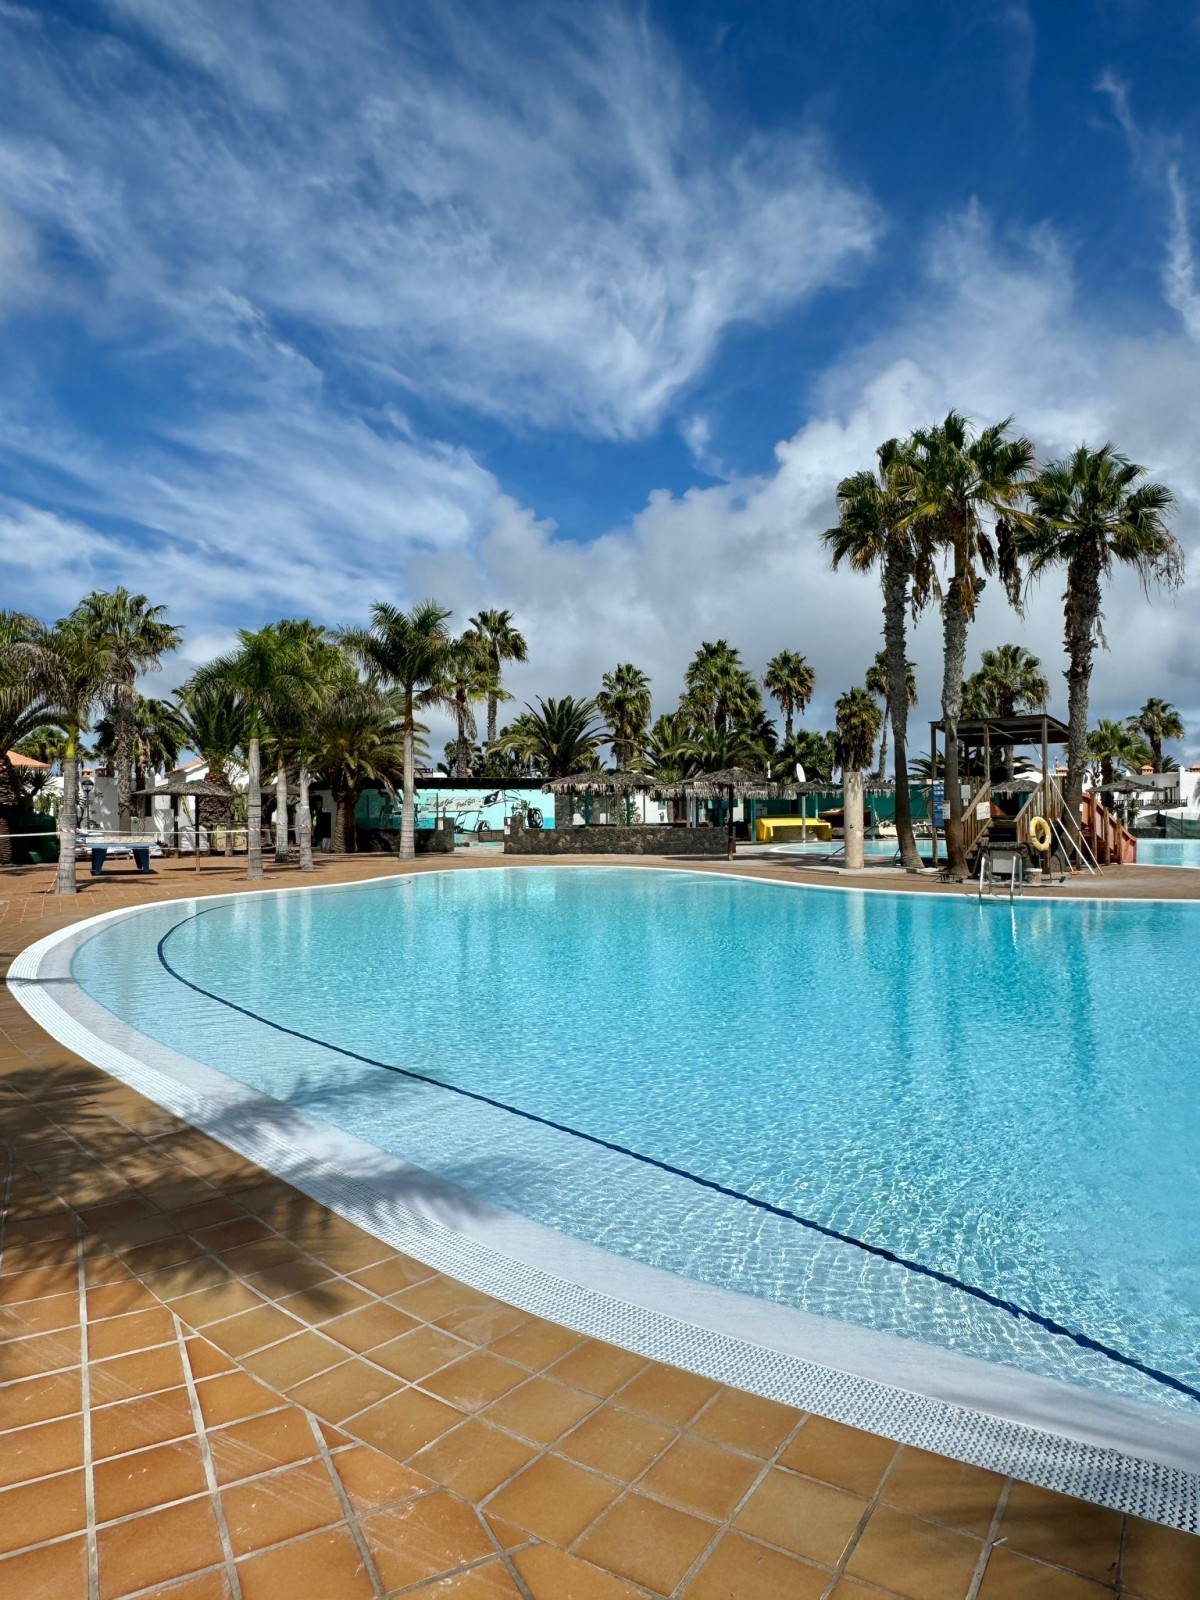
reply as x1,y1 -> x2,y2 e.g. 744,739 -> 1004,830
965,777 -> 1138,872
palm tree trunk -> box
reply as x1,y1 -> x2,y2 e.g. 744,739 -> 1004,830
330,790 -> 347,854
456,706 -> 471,778
340,789 -> 358,852
274,766 -> 289,863
246,737 -> 263,881
875,697 -> 890,782
785,706 -> 794,741
298,764 -> 313,871
941,572 -> 970,878
844,769 -> 865,870
883,559 -> 922,872
116,677 -> 134,832
400,691 -> 416,862
1064,559 -> 1100,854
55,744 -> 79,895
486,693 -> 497,748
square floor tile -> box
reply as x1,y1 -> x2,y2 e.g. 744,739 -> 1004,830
360,1490 -> 496,1590
576,1492 -> 716,1597
322,1302 -> 418,1355
92,1388 -> 196,1460
640,1434 -> 762,1521
94,1438 -> 208,1523
489,1319 -> 583,1371
558,1404 -> 675,1481
547,1340 -> 647,1399
616,1364 -> 720,1428
1122,1516 -> 1200,1600
682,1532 -> 831,1600
349,1385 -> 464,1459
487,1454 -> 620,1545
208,1408 -> 321,1486
514,1543 -> 648,1599
689,1390 -> 802,1459
409,1418 -> 537,1501
882,1447 -> 1005,1538
97,1496 -> 224,1600
483,1375 -> 598,1445
0,1368 -> 81,1430
370,1325 -> 472,1382
734,1467 -> 866,1567
420,1350 -> 528,1412
220,1457 -> 344,1556
0,1412 -> 84,1488
237,1524 -> 375,1600
779,1416 -> 898,1497
331,1443 -> 430,1513
997,1481 -> 1121,1584
240,1332 -> 344,1392
194,1371 -> 284,1428
0,1467 -> 87,1556
0,1533 -> 88,1600
845,1504 -> 982,1600
975,1546 -> 1114,1599
89,1345 -> 187,1407
287,1358 -> 400,1422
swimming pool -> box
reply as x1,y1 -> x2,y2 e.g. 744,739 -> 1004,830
58,866 -> 1200,1435
1135,837 -> 1200,868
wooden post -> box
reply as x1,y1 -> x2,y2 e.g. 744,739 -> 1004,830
984,723 -> 991,791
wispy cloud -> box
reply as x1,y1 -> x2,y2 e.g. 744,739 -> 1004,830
1098,71 -> 1200,340
0,0 -> 877,440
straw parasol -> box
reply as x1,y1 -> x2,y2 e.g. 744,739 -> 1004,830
134,777 -> 235,870
543,769 -> 656,826
653,768 -> 800,857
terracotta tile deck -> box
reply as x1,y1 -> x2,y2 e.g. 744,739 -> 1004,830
0,854 -> 1198,1598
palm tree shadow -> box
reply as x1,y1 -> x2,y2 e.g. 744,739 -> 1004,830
0,1058 -> 547,1384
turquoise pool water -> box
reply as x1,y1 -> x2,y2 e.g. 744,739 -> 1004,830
1136,838 -> 1200,868
71,868 -> 1200,1415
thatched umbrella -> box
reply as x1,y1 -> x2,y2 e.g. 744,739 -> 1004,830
135,777 -> 235,869
655,768 -> 799,855
543,770 -> 656,825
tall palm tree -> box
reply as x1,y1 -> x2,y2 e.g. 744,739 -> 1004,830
864,649 -> 917,782
492,696 -> 605,778
824,438 -> 933,871
1128,697 -> 1185,770
962,643 -> 1049,719
311,681 -> 410,853
467,609 -> 527,747
682,641 -> 760,733
777,728 -> 837,784
341,601 -> 455,861
596,663 -> 652,770
174,682 -> 250,855
94,697 -> 189,799
902,413 -> 1034,877
187,625 -> 310,880
19,619 -> 112,894
1021,444 -> 1182,837
834,686 -> 883,871
73,590 -> 182,831
445,633 -> 492,779
762,651 -> 815,742
961,643 -> 1049,783
1088,719 -> 1152,790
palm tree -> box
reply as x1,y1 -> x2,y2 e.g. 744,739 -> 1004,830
864,649 -> 917,783
902,413 -> 1034,877
19,619 -> 112,894
1088,719 -> 1152,791
187,625 -> 311,880
961,643 -> 1049,782
596,664 -> 652,770
1021,444 -> 1182,838
0,612 -> 60,862
174,683 -> 250,855
777,728 -> 836,784
94,697 -> 188,800
444,633 -> 492,779
763,651 -> 815,742
1128,697 -> 1185,770
683,641 -> 760,733
962,643 -> 1050,720
311,681 -> 410,853
341,601 -> 455,861
467,609 -> 528,747
493,696 -> 604,777
834,686 -> 883,871
73,590 -> 182,831
824,438 -> 933,871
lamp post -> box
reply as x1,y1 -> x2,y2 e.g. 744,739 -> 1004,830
80,776 -> 95,832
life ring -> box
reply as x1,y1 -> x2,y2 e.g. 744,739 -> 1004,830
1029,816 -> 1052,852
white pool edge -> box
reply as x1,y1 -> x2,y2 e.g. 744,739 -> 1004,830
7,866 -> 1199,1534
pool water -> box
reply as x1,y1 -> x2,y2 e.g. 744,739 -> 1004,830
71,868 -> 1200,1415
1135,837 -> 1200,869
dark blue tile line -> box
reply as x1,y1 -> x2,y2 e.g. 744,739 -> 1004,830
154,904 -> 1200,1407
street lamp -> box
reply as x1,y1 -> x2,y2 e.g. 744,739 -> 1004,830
80,776 -> 95,831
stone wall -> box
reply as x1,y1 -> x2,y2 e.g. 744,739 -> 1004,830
357,818 -> 455,855
505,820 -> 727,856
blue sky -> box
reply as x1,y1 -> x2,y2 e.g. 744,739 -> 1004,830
1,0 -> 1199,751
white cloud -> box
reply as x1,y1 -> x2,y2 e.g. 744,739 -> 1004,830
0,0 -> 878,440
